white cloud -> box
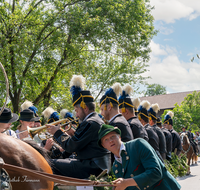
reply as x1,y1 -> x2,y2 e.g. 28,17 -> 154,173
158,25 -> 174,35
144,41 -> 200,92
150,41 -> 167,56
150,0 -> 200,23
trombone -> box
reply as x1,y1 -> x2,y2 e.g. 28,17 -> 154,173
27,118 -> 78,141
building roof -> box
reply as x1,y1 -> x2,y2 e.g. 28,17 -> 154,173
139,90 -> 200,110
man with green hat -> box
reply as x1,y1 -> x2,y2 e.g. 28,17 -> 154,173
98,124 -> 181,190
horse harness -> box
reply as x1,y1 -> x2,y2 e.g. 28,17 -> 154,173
0,158 -> 12,190
0,157 -> 112,188
182,142 -> 191,155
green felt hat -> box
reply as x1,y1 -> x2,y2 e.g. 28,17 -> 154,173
98,124 -> 121,148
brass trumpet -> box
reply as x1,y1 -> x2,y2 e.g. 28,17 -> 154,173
28,118 -> 78,141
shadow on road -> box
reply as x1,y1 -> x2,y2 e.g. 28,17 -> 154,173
177,174 -> 197,181
190,163 -> 198,167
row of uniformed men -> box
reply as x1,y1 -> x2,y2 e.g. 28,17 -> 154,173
0,75 -> 181,180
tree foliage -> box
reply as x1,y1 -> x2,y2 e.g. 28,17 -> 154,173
0,0 -> 156,113
145,83 -> 166,96
161,91 -> 200,132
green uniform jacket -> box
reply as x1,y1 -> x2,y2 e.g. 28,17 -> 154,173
112,138 -> 181,190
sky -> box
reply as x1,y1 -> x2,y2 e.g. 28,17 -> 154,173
142,0 -> 200,94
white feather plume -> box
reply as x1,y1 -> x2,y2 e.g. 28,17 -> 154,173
42,107 -> 55,119
167,111 -> 174,118
132,98 -> 140,109
112,82 -> 122,97
69,75 -> 85,89
140,100 -> 151,110
151,103 -> 160,113
21,100 -> 33,111
60,109 -> 69,119
123,84 -> 133,96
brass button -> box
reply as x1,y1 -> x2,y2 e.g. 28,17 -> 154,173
126,156 -> 129,160
130,174 -> 134,177
115,164 -> 118,168
115,170 -> 118,174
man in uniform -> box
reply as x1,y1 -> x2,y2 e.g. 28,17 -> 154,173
137,101 -> 160,154
163,111 -> 182,156
47,75 -> 111,179
21,100 -> 41,127
118,84 -> 148,141
132,97 -> 140,117
157,118 -> 172,160
148,103 -> 167,160
98,124 -> 181,190
41,107 -> 69,159
99,82 -> 133,142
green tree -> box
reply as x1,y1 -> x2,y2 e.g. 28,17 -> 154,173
161,91 -> 200,132
145,83 -> 166,96
0,0 -> 156,113
181,91 -> 200,131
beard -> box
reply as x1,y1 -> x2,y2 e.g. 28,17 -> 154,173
78,110 -> 87,123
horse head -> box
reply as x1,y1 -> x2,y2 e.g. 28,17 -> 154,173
180,132 -> 190,146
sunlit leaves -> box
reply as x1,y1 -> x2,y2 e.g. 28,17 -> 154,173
0,0 -> 156,113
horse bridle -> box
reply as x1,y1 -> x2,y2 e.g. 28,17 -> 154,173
181,134 -> 192,154
182,143 -> 191,154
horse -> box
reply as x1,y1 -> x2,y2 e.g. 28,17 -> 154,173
0,133 -> 54,190
180,133 -> 194,175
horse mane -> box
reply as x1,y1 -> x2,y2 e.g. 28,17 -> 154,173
180,133 -> 190,144
23,139 -> 52,166
185,134 -> 190,144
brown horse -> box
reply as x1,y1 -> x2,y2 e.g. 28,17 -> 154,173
180,133 -> 194,175
0,133 -> 54,190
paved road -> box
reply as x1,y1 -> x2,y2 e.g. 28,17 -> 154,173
176,157 -> 200,189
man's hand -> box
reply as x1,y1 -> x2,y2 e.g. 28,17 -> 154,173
44,138 -> 54,151
46,124 -> 60,135
112,178 -> 137,190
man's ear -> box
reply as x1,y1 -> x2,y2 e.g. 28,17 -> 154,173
83,105 -> 89,113
107,103 -> 112,111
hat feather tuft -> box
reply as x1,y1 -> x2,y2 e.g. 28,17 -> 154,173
70,75 -> 85,96
70,75 -> 85,89
21,100 -> 33,111
42,107 -> 55,119
123,84 -> 133,96
167,111 -> 174,118
60,109 -> 69,119
140,100 -> 151,110
112,82 -> 122,97
151,103 -> 160,113
132,98 -> 140,109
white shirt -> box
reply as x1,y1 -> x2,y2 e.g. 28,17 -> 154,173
4,129 -> 17,138
114,142 -> 126,164
109,113 -> 121,123
83,112 -> 95,122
